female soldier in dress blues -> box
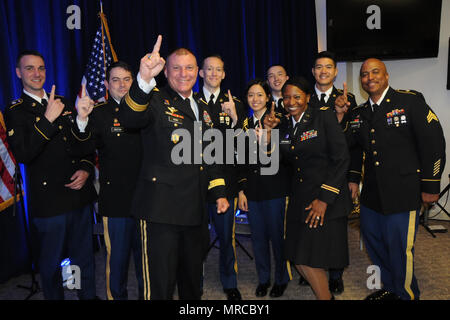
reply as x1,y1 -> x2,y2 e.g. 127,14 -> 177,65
264,76 -> 351,300
238,79 -> 291,298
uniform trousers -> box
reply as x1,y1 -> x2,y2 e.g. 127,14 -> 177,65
247,198 -> 290,285
103,216 -> 143,300
329,268 -> 344,280
207,198 -> 238,290
32,205 -> 96,300
139,220 -> 206,300
360,205 -> 420,300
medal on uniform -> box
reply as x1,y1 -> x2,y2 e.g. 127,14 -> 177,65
171,133 -> 180,144
350,115 -> 362,129
166,107 -> 184,125
300,129 -> 318,142
394,116 -> 400,127
203,110 -> 213,128
401,115 -> 407,124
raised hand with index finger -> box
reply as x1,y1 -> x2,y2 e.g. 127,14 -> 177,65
76,83 -> 94,121
44,85 -> 65,123
263,101 -> 280,130
220,89 -> 238,125
334,82 -> 351,123
334,82 -> 351,112
140,35 -> 166,83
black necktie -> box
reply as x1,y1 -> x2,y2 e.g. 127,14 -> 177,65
292,122 -> 301,137
372,103 -> 379,113
320,93 -> 326,105
277,99 -> 283,110
41,98 -> 48,107
208,94 -> 215,106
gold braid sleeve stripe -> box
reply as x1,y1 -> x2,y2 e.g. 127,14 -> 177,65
125,93 -> 149,112
321,184 -> 340,194
208,178 -> 226,190
34,124 -> 50,141
81,159 -> 96,168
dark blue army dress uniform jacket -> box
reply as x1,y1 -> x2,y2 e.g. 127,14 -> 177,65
4,93 -> 97,218
88,99 -> 142,218
237,109 -> 291,202
279,106 -> 351,222
198,89 -> 247,202
347,87 -> 446,214
309,85 -> 357,133
119,81 -> 226,226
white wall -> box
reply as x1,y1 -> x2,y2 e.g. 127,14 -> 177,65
316,0 -> 450,220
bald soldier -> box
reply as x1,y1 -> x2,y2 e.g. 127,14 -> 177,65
118,36 -> 229,300
347,58 -> 446,300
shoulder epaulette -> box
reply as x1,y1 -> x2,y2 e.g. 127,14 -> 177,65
93,101 -> 107,109
352,103 -> 367,111
396,89 -> 417,95
336,88 -> 355,98
224,93 -> 242,103
9,98 -> 23,109
320,107 -> 329,111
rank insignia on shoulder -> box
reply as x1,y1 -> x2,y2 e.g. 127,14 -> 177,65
203,110 -> 213,128
10,99 -> 23,108
320,107 -> 329,111
8,129 -> 14,137
427,110 -> 438,123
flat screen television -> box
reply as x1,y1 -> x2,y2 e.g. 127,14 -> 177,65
326,0 -> 442,62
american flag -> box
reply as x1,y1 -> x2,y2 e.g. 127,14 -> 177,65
78,12 -> 118,103
0,111 -> 19,212
78,12 -> 118,181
